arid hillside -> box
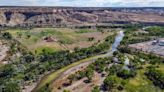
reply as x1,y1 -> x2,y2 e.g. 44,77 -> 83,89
0,7 -> 164,27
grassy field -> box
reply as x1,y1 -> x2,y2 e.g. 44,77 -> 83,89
124,64 -> 164,92
75,29 -> 97,33
6,28 -> 110,54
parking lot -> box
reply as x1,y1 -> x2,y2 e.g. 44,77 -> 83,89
129,38 -> 164,57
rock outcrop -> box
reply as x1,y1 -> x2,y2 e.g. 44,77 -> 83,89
0,7 -> 164,27
0,12 -> 6,25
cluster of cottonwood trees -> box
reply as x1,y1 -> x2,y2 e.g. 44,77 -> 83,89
67,65 -> 94,85
121,26 -> 164,46
61,57 -> 113,92
62,51 -> 138,91
118,26 -> 164,90
0,31 -> 116,92
145,66 -> 164,89
68,26 -> 164,92
145,26 -> 164,37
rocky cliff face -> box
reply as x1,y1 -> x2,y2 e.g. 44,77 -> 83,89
9,13 -> 26,26
0,12 -> 6,25
0,7 -> 164,27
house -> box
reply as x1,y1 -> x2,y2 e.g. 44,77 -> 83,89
43,36 -> 56,42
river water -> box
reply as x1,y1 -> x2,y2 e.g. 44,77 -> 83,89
111,31 -> 130,70
106,31 -> 124,56
112,31 -> 125,52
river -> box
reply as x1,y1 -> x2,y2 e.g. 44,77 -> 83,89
105,30 -> 124,56
112,31 -> 124,52
32,30 -> 125,92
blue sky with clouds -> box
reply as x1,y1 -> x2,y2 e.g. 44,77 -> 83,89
0,0 -> 164,7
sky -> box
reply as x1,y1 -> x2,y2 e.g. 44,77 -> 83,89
0,0 -> 164,7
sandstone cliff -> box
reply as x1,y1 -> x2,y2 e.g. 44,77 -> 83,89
0,7 -> 164,27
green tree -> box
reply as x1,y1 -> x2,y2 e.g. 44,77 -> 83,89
117,69 -> 136,79
78,71 -> 86,79
63,89 -> 70,92
92,86 -> 100,92
2,32 -> 12,39
17,32 -> 22,38
3,82 -> 20,92
68,74 -> 76,84
22,53 -> 35,62
26,34 -> 31,39
103,76 -> 119,91
86,68 -> 94,82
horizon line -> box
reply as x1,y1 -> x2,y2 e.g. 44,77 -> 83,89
0,6 -> 164,8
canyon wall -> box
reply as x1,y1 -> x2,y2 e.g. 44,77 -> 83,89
0,7 -> 164,27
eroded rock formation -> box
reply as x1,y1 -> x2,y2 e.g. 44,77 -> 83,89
0,7 -> 164,27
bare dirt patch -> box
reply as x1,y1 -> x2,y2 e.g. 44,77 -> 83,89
53,72 -> 105,92
51,61 -> 93,91
0,41 -> 9,64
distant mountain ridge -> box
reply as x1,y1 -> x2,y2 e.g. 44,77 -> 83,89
0,7 -> 164,27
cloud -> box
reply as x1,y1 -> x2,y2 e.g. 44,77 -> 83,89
0,0 -> 164,7
0,0 -> 39,6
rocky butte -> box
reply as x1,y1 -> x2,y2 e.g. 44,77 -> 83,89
0,7 -> 164,27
